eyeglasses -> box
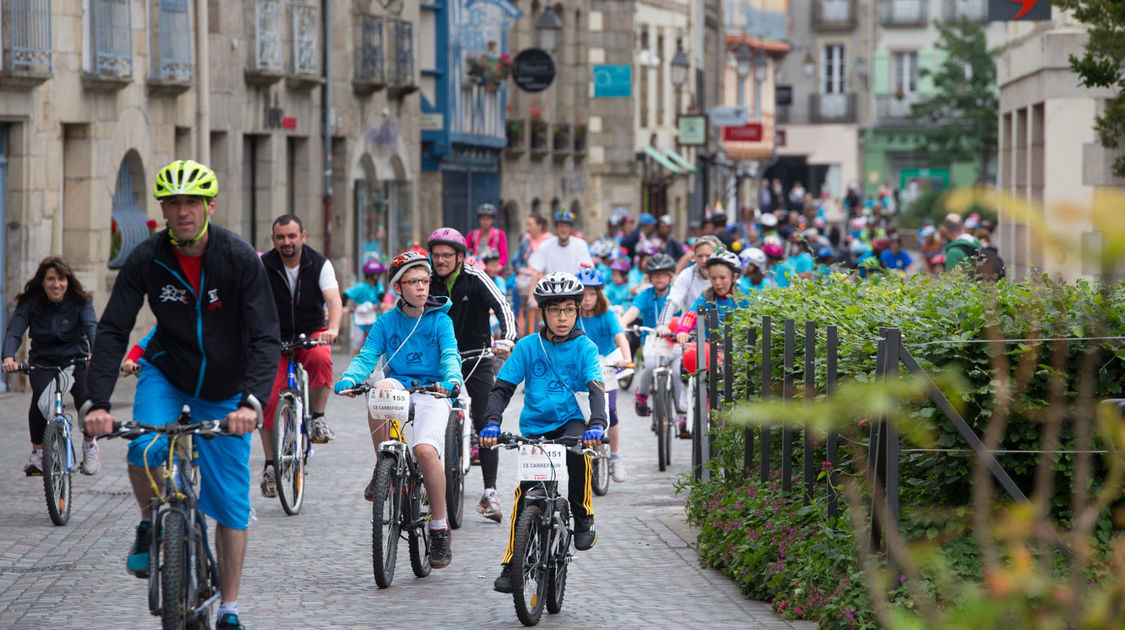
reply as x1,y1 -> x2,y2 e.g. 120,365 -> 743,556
544,305 -> 578,317
400,278 -> 430,287
431,252 -> 458,260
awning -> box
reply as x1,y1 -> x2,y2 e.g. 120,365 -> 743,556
644,146 -> 683,174
663,149 -> 696,173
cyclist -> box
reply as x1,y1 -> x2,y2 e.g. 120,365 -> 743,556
527,209 -> 593,308
576,267 -> 632,482
343,258 -> 389,353
738,248 -> 776,295
426,228 -> 515,523
619,253 -> 681,417
2,256 -> 99,476
466,203 -> 509,265
675,249 -> 751,344
334,251 -> 462,569
656,235 -> 720,338
257,215 -> 342,497
84,159 -> 280,630
479,273 -> 607,593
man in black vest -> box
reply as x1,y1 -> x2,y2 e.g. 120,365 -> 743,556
258,215 -> 343,498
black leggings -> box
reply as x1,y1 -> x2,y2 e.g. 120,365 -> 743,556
464,356 -> 499,490
27,364 -> 89,445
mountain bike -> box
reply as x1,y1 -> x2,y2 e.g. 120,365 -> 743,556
448,346 -> 495,529
339,382 -> 452,588
19,357 -> 86,526
626,326 -> 680,471
88,397 -> 262,630
493,432 -> 602,626
274,335 -> 326,515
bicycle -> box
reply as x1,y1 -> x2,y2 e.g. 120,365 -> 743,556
449,346 -> 496,529
338,381 -> 453,588
273,335 -> 326,516
18,357 -> 87,526
86,397 -> 262,630
625,326 -> 680,471
492,432 -> 603,627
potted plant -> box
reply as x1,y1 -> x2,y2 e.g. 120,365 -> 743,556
530,101 -> 548,150
552,123 -> 570,151
506,116 -> 524,148
573,122 -> 587,153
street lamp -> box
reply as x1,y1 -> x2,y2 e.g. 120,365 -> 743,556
536,3 -> 562,56
754,49 -> 769,83
735,42 -> 753,81
803,52 -> 815,77
670,44 -> 689,89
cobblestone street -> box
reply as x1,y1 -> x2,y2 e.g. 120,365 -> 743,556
0,357 -> 798,629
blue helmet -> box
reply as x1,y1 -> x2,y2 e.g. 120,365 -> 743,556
639,212 -> 657,226
576,266 -> 605,287
554,208 -> 575,224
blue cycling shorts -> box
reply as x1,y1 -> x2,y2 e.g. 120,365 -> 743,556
127,364 -> 252,530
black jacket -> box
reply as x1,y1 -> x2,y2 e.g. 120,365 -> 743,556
430,262 -> 515,352
2,294 -> 97,364
88,226 -> 280,411
261,245 -> 330,341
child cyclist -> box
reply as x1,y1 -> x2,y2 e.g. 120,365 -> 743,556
604,257 -> 633,313
334,251 -> 462,569
619,253 -> 682,418
575,266 -> 632,482
479,273 -> 608,593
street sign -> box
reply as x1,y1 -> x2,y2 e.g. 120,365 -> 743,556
593,65 -> 632,98
775,85 -> 792,106
677,115 -> 707,146
512,48 -> 556,92
706,105 -> 750,127
988,0 -> 1050,21
721,123 -> 763,143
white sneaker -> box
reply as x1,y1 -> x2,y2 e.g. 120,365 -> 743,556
81,440 -> 101,475
610,455 -> 627,483
25,451 -> 43,476
476,488 -> 503,523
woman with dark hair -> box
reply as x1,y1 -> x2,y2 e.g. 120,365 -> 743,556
2,256 -> 100,476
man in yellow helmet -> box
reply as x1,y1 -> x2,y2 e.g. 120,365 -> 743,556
84,160 -> 280,630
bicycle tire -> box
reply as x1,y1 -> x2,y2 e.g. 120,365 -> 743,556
160,510 -> 189,630
546,499 -> 571,614
187,518 -> 212,630
654,377 -> 668,472
148,504 -> 161,614
591,445 -> 610,496
511,504 -> 547,626
408,478 -> 432,578
371,456 -> 401,588
275,394 -> 305,516
443,410 -> 465,529
663,400 -> 674,467
41,419 -> 71,526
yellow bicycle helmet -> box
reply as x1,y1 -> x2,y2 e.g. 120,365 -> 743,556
153,159 -> 219,200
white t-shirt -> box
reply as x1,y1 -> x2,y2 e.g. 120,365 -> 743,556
528,236 -> 593,276
284,257 -> 339,296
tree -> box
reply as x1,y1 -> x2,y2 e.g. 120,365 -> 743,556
1054,0 -> 1125,178
908,16 -> 998,184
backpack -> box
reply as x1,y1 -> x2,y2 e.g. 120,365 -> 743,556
950,241 -> 1006,281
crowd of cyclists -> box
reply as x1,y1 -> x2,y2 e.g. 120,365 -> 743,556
2,157 -> 998,628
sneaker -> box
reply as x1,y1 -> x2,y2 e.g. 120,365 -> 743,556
310,417 -> 335,443
574,516 -> 597,551
493,563 -> 515,593
259,466 -> 277,498
678,417 -> 692,439
634,393 -> 651,417
216,613 -> 245,630
610,455 -> 627,483
430,526 -> 452,569
469,445 -> 480,466
80,440 -> 101,475
126,521 -> 151,578
363,466 -> 378,501
476,489 -> 503,523
24,451 -> 43,477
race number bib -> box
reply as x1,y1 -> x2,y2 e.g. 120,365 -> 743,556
366,389 -> 411,424
518,444 -> 568,484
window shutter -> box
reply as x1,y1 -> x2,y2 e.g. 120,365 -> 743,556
873,49 -> 891,96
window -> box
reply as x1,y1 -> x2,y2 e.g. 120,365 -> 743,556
153,0 -> 192,81
892,51 -> 917,95
90,0 -> 132,76
822,44 -> 845,94
8,0 -> 53,72
109,156 -> 150,269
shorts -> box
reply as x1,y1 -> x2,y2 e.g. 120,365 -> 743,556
380,379 -> 450,457
127,365 -> 252,530
263,331 -> 334,429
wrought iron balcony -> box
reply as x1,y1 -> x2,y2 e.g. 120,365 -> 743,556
148,0 -> 192,91
386,18 -> 415,97
2,0 -> 52,85
91,0 -> 132,77
879,0 -> 929,26
944,0 -> 987,22
246,0 -> 283,84
875,93 -> 924,122
288,2 -> 320,87
809,92 -> 857,123
812,0 -> 857,31
353,13 -> 385,95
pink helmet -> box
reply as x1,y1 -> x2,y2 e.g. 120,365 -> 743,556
763,243 -> 784,258
362,258 -> 387,275
426,227 -> 467,254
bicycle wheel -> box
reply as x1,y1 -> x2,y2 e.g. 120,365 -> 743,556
444,410 -> 465,529
274,394 -> 305,516
371,456 -> 401,588
546,499 -> 571,614
511,504 -> 547,626
188,518 -> 212,630
159,510 -> 189,630
663,393 -> 674,467
653,376 -> 668,472
408,477 -> 432,578
591,444 -> 610,496
41,420 -> 72,526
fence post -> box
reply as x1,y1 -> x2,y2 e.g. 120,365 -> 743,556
826,325 -> 840,518
723,319 -> 734,405
693,307 -> 708,482
782,318 -> 795,492
803,320 -> 816,505
705,306 -> 720,479
869,329 -> 887,551
884,328 -> 901,572
760,315 -> 771,484
744,326 -> 757,476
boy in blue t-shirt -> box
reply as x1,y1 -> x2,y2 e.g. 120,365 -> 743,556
619,253 -> 681,417
479,272 -> 607,594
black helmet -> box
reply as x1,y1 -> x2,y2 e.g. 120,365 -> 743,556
645,253 -> 676,273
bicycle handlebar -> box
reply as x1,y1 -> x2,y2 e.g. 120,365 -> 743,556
281,334 -> 329,352
16,356 -> 89,373
337,381 -> 460,399
624,325 -> 675,339
491,431 -> 609,456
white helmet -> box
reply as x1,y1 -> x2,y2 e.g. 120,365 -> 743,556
534,272 -> 584,306
706,249 -> 742,274
740,247 -> 767,270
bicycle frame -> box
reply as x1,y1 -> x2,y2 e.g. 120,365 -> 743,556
49,374 -> 78,473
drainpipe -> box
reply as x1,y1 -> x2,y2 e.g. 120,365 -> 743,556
196,0 -> 210,164
321,0 -> 333,258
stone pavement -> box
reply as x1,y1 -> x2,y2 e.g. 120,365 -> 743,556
0,357 -> 802,629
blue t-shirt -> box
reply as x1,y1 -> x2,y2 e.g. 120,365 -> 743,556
497,333 -> 603,435
627,267 -> 645,289
738,276 -> 775,295
688,293 -> 751,340
770,263 -> 792,288
631,286 -> 673,339
604,281 -> 632,309
344,281 -> 383,306
578,311 -> 623,356
340,298 -> 462,388
879,249 -> 913,271
791,252 -> 815,275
